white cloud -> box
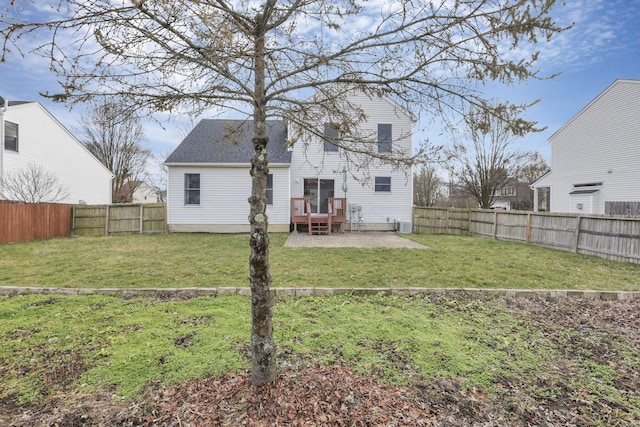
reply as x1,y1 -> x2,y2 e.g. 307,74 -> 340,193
531,0 -> 640,73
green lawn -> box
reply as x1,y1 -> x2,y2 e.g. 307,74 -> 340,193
1,292 -> 638,425
1,233 -> 639,424
1,232 -> 639,290
1,293 -> 546,401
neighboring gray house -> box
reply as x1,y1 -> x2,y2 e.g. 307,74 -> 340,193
492,178 -> 534,211
165,91 -> 415,233
532,79 -> 640,215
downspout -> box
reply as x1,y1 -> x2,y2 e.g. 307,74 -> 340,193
0,96 -> 7,196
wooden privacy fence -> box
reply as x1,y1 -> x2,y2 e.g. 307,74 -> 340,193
73,203 -> 166,236
412,207 -> 471,235
413,207 -> 640,264
0,202 -> 73,244
606,201 -> 640,216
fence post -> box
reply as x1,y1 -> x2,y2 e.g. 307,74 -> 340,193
139,204 -> 144,233
526,213 -> 532,244
493,211 -> 499,239
445,209 -> 450,234
104,205 -> 110,236
573,215 -> 582,253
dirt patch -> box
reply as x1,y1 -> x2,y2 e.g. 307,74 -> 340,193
2,295 -> 639,426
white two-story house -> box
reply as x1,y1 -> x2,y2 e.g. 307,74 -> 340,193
531,79 -> 640,215
1,100 -> 113,204
165,90 -> 415,233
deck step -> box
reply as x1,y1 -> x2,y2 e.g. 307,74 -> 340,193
310,221 -> 330,235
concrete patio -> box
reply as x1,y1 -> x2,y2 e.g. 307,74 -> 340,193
283,231 -> 427,249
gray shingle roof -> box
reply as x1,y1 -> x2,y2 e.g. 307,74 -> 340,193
165,119 -> 291,164
7,101 -> 34,106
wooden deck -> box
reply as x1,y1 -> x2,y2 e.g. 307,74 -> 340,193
291,197 -> 347,235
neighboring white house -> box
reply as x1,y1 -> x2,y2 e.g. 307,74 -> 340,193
115,177 -> 163,203
132,181 -> 163,203
165,91 -> 414,233
531,79 -> 640,215
1,101 -> 113,204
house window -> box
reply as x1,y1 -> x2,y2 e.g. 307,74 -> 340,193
266,173 -> 273,205
184,173 -> 200,205
4,121 -> 18,152
304,178 -> 334,213
375,176 -> 391,192
574,182 -> 602,188
323,122 -> 339,152
497,187 -> 515,196
378,123 -> 392,153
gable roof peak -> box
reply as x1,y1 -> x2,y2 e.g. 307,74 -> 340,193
549,79 -> 640,141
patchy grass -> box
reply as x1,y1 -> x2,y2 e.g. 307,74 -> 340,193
1,233 -> 639,290
0,294 -> 251,403
1,293 -> 639,426
274,293 -> 555,389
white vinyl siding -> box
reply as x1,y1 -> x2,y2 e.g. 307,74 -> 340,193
167,165 -> 290,227
2,103 -> 112,204
535,80 -> 640,214
289,91 -> 413,228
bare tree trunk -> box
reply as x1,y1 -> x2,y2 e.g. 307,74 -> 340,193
248,19 -> 276,386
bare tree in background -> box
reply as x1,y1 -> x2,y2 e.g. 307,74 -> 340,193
78,101 -> 152,203
413,165 -> 444,207
1,163 -> 69,203
519,151 -> 550,183
2,0 -> 566,384
447,105 -> 532,209
149,151 -> 173,203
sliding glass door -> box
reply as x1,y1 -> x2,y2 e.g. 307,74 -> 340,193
303,178 -> 334,214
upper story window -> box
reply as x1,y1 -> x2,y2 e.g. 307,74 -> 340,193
266,173 -> 273,205
4,121 -> 18,152
323,122 -> 339,152
496,186 -> 515,197
377,123 -> 392,153
184,173 -> 200,205
375,176 -> 391,192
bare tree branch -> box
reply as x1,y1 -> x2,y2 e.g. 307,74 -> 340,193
76,100 -> 151,203
414,165 -> 445,207
446,104 -> 530,208
1,163 -> 70,203
519,151 -> 549,183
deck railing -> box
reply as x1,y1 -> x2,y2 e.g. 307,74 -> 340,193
290,197 -> 347,234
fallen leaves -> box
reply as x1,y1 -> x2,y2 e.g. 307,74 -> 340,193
149,363 -> 437,426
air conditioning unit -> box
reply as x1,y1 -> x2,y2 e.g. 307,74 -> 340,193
399,221 -> 412,234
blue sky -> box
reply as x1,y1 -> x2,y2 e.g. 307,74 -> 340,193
1,0 -> 639,164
